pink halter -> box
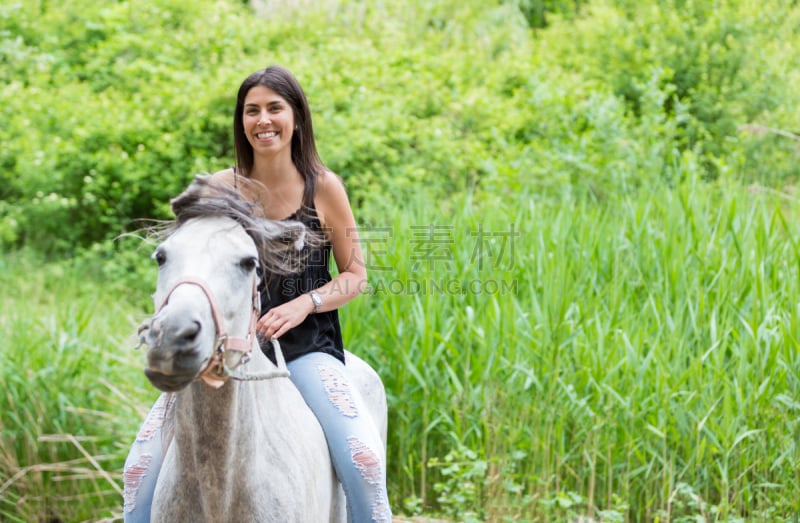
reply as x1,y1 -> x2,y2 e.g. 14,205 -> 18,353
156,276 -> 260,389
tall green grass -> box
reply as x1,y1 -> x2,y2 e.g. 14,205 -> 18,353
343,177 -> 800,521
0,251 -> 157,522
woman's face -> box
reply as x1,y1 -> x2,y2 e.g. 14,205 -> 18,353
242,85 -> 295,159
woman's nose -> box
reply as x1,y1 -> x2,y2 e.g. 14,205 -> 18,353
258,112 -> 271,125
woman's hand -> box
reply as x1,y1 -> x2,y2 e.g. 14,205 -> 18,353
257,295 -> 314,339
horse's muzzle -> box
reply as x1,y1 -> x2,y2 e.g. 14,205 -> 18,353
142,314 -> 210,391
144,367 -> 198,392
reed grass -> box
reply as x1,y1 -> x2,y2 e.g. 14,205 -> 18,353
0,250 -> 157,522
344,177 -> 800,521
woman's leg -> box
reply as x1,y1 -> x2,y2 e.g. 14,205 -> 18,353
122,393 -> 174,523
288,352 -> 392,523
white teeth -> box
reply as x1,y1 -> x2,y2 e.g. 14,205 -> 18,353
256,132 -> 276,139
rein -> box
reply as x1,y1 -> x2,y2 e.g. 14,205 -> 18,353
156,276 -> 290,388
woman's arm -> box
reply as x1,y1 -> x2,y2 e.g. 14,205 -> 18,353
258,171 -> 367,339
309,170 -> 368,311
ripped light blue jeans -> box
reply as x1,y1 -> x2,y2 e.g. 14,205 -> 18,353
123,351 -> 392,523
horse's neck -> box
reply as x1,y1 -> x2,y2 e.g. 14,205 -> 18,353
173,353 -> 292,472
162,351 -> 339,521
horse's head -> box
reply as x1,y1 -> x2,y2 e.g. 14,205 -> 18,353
142,216 -> 261,392
140,176 -> 309,392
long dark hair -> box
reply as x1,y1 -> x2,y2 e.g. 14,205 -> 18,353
233,65 -> 324,215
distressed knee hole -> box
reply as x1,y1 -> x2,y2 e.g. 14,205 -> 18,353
348,437 -> 391,522
123,453 -> 152,513
317,364 -> 358,417
136,393 -> 173,442
348,436 -> 382,484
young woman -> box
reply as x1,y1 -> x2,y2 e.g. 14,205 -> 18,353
123,66 -> 391,523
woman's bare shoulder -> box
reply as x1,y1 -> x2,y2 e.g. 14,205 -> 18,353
210,168 -> 236,186
317,169 -> 347,196
315,170 -> 354,229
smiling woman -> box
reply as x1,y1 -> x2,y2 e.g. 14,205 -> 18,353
227,65 -> 325,222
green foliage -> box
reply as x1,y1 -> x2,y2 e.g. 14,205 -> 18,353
429,443 -> 488,522
509,0 -> 588,29
346,177 -> 800,520
3,0 -> 797,254
2,0 -> 800,520
0,0 -> 246,252
544,0 -> 800,182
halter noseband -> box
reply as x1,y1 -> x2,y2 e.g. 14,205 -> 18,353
156,275 -> 288,388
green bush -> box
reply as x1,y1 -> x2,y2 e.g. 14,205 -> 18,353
543,0 -> 800,182
2,0 -> 798,253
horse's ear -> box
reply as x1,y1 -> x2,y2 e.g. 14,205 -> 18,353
171,174 -> 255,224
170,175 -> 215,217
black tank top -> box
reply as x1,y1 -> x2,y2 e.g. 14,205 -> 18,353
258,207 -> 345,364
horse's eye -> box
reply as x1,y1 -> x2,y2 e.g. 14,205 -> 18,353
153,249 -> 167,267
239,256 -> 258,272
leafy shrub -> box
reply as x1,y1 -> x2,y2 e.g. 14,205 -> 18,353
510,0 -> 589,29
542,0 -> 800,182
3,0 -> 799,254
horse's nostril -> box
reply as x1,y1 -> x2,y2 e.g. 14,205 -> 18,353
175,320 -> 201,343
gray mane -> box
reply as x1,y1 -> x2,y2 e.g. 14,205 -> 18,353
168,175 -> 313,275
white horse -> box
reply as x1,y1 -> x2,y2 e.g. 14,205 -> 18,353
137,177 -> 387,522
